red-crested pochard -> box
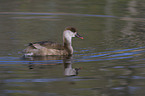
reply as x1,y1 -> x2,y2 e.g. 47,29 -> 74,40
23,27 -> 83,56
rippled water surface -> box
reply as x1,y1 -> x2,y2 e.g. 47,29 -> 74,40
1,0 -> 145,96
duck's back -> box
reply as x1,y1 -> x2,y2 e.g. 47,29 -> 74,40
23,41 -> 68,56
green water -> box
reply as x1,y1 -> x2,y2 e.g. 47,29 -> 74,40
0,0 -> 145,96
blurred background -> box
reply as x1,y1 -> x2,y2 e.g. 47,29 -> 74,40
1,0 -> 145,96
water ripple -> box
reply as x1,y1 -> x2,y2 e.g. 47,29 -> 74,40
0,46 -> 145,64
76,46 -> 145,62
0,12 -> 116,18
3,77 -> 94,83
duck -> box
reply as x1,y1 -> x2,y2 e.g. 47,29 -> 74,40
23,27 -> 83,56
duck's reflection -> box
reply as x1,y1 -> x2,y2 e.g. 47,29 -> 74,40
24,55 -> 81,76
63,56 -> 81,76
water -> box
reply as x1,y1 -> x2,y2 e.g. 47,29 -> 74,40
1,0 -> 145,96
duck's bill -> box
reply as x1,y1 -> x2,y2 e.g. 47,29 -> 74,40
75,33 -> 84,39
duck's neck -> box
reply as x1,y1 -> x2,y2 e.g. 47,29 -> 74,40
63,33 -> 73,55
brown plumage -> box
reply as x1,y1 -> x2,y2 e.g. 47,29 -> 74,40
23,27 -> 83,56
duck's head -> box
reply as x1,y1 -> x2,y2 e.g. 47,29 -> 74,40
63,27 -> 83,40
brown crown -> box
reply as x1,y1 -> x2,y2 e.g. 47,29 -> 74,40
65,26 -> 77,33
